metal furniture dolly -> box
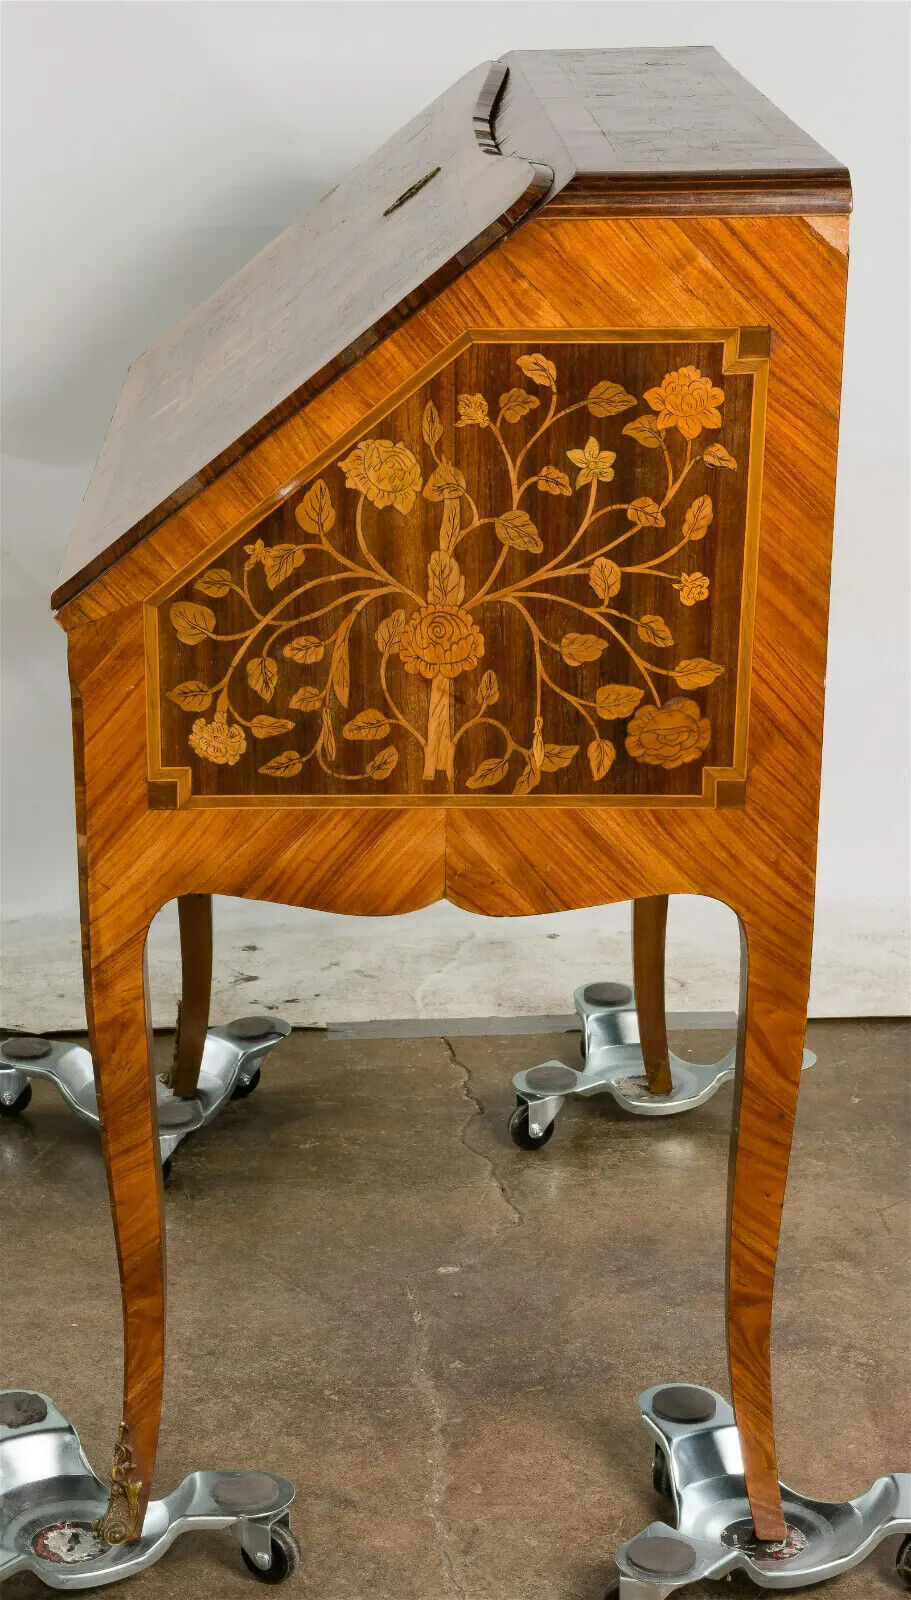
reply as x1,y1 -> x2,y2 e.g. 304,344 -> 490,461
602,1384 -> 910,1597
510,978 -> 815,1148
0,1015 -> 290,1181
25,39 -> 893,1593
0,1391 -> 299,1588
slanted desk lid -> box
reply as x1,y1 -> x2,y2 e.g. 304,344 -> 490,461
53,60 -> 552,608
54,47 -> 849,610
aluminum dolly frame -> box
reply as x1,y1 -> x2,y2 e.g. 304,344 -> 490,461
603,1383 -> 910,1597
510,983 -> 814,1147
0,1391 -> 299,1588
0,1016 -> 290,1179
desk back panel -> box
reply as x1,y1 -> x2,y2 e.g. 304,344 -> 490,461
148,330 -> 766,808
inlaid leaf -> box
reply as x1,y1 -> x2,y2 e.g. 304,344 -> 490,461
587,380 -> 636,417
536,465 -> 572,496
262,544 -> 306,589
622,415 -> 662,449
195,568 -> 232,597
427,550 -> 465,604
636,615 -> 675,648
673,657 -> 725,689
465,755 -> 511,790
456,393 -> 489,427
295,478 -> 335,537
321,706 -> 336,761
250,716 -> 295,739
561,632 -> 607,665
330,612 -> 356,707
422,401 -> 443,448
170,601 -> 216,645
627,496 -> 665,527
477,670 -> 499,710
343,709 -> 391,741
589,556 -> 622,600
423,460 -> 466,501
513,763 -> 541,796
595,684 -> 644,718
168,681 -> 213,711
283,635 -> 324,664
495,509 -> 542,553
587,738 -> 616,780
702,443 -> 737,471
247,655 -> 278,701
376,609 -> 406,654
258,750 -> 303,777
682,495 -> 713,541
540,744 -> 578,772
289,685 -> 323,712
365,746 -> 399,781
499,387 -> 539,423
516,352 -> 557,387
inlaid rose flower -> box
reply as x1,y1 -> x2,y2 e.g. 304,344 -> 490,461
399,604 -> 485,680
339,439 -> 422,513
644,366 -> 725,439
675,571 -> 710,605
625,698 -> 711,768
188,710 -> 246,765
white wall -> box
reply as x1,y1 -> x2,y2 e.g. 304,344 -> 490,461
2,1 -> 908,1027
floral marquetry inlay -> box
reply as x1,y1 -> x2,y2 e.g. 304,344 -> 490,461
151,336 -> 764,805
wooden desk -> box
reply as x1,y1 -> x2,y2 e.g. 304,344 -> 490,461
53,50 -> 849,1550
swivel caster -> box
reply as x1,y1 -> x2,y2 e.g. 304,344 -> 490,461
232,1066 -> 262,1100
241,1522 -> 301,1584
652,1444 -> 672,1502
0,1082 -> 32,1117
161,1154 -> 173,1184
602,1582 -> 620,1600
897,1534 -> 911,1588
507,1100 -> 555,1151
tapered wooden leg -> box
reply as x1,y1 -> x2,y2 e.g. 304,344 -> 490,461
84,915 -> 165,1542
165,894 -> 213,1098
727,911 -> 812,1542
632,895 -> 673,1095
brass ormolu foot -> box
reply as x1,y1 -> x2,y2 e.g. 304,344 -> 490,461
92,1422 -> 143,1545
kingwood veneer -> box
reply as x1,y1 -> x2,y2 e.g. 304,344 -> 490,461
53,50 -> 849,1548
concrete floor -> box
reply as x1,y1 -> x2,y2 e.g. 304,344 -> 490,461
1,1019 -> 908,1598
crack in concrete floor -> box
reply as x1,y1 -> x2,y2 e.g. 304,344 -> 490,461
442,1035 -> 523,1231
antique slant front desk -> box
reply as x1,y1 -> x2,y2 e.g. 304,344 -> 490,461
52,50 -> 850,1553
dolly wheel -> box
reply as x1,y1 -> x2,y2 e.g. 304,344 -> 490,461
652,1445 -> 673,1501
0,1082 -> 32,1117
241,1523 -> 301,1584
508,1101 -> 555,1151
232,1067 -> 262,1100
896,1535 -> 911,1589
602,1581 -> 620,1600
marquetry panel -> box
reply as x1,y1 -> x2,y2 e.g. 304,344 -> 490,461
148,330 -> 766,806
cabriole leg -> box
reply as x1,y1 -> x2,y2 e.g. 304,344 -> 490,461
84,915 -> 165,1543
632,895 -> 672,1095
166,893 -> 213,1098
727,910 -> 812,1542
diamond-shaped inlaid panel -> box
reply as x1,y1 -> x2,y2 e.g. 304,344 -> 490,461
150,332 -> 766,806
